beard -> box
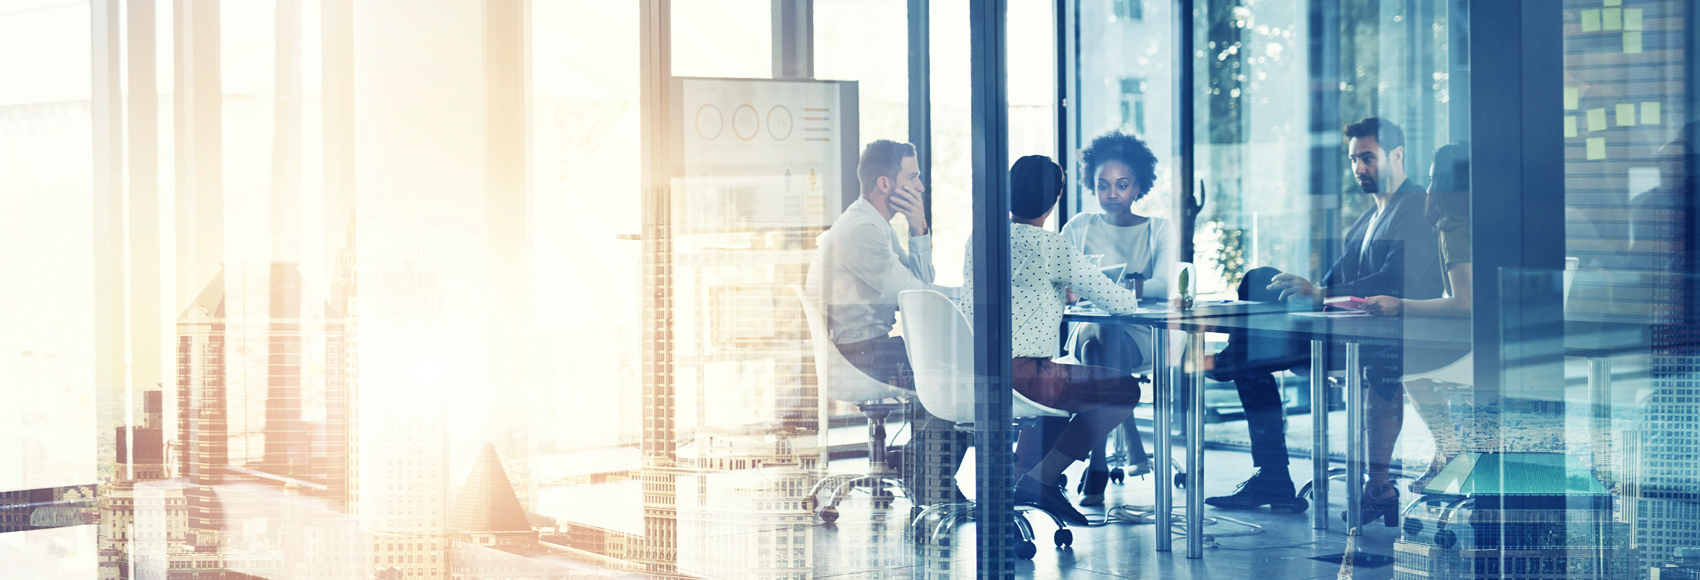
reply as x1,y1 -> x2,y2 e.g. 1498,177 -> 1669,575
1357,177 -> 1380,194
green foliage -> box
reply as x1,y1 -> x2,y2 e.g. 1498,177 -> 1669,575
1204,220 -> 1247,288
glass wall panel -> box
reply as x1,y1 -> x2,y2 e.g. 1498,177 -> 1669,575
1559,0 -> 1697,577
931,0 -> 973,288
1054,0 -> 1476,574
528,0 -> 645,553
0,0 -> 97,498
36,1 -> 1698,578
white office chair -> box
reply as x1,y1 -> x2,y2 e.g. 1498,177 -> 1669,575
792,285 -> 914,523
897,289 -> 1075,559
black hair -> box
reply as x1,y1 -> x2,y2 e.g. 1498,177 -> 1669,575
857,140 -> 916,195
1010,155 -> 1064,220
1079,132 -> 1158,199
1343,117 -> 1406,159
1425,142 -> 1470,228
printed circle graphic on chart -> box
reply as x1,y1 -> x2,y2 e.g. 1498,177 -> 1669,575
695,104 -> 723,140
767,105 -> 794,140
732,104 -> 760,140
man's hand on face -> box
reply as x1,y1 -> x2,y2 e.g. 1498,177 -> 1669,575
1268,272 -> 1320,304
888,186 -> 929,236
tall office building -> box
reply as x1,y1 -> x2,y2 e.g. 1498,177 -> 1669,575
1392,452 -> 1634,580
337,216 -> 452,579
98,389 -> 168,580
174,261 -> 349,557
1635,323 -> 1700,572
676,465 -> 816,580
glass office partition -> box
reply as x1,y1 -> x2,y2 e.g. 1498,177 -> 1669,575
1562,0 -> 1693,274
32,1 -> 1700,579
1066,0 -> 1177,225
0,2 -> 98,576
1558,1 -> 1697,572
1484,267 -> 1698,579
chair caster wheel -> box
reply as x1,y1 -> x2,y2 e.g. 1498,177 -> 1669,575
802,497 -> 817,513
1053,528 -> 1073,548
1174,473 -> 1187,488
1109,468 -> 1124,484
1015,540 -> 1038,560
819,507 -> 839,523
1281,498 -> 1309,513
1055,473 -> 1068,490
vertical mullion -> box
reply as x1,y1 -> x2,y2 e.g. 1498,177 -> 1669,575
128,0 -> 162,449
908,0 -> 931,226
92,0 -> 124,493
969,0 -> 1013,576
1175,0 -> 1195,264
639,2 -> 681,576
772,0 -> 813,79
484,0 -> 532,467
173,0 -> 222,310
1468,0 -> 1563,402
1055,0 -> 1073,224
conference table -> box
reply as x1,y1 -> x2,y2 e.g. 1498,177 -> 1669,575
1063,301 -> 1652,558
1062,300 -> 1305,558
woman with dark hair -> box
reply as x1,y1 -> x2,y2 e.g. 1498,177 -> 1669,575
1058,132 -> 1176,504
959,155 -> 1144,525
1360,142 -> 1472,499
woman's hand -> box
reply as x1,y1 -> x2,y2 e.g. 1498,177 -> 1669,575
1360,296 -> 1403,316
1065,288 -> 1080,304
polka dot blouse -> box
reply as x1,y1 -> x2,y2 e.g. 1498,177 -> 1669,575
960,223 -> 1143,358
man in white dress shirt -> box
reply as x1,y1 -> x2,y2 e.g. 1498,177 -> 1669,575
806,139 -> 967,500
807,139 -> 945,385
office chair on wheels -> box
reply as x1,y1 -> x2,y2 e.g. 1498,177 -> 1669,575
898,289 -> 1080,559
794,286 -> 914,523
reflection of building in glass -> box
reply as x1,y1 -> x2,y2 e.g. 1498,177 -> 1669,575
676,464 -> 815,580
99,389 -> 168,579
446,443 -> 599,579
339,218 -> 452,579
669,226 -> 819,435
1635,329 -> 1700,573
1392,452 -> 1633,580
122,479 -> 190,579
449,443 -> 537,551
174,261 -> 348,562
1654,547 -> 1700,579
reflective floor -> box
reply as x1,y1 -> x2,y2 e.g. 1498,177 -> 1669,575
772,448 -> 1374,580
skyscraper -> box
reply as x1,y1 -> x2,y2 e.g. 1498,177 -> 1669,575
1393,452 -> 1634,580
337,216 -> 452,579
174,261 -> 348,554
98,389 -> 168,580
1634,323 -> 1700,572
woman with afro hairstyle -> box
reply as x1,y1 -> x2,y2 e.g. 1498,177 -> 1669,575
1057,132 -> 1177,505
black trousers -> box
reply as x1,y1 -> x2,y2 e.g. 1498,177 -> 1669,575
1206,268 -> 1406,470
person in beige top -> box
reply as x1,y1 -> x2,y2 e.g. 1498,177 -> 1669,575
1058,132 -> 1175,503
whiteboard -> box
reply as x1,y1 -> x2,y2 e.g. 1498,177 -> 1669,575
671,77 -> 859,232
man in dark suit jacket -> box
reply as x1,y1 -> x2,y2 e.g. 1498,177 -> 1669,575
1205,118 -> 1442,511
